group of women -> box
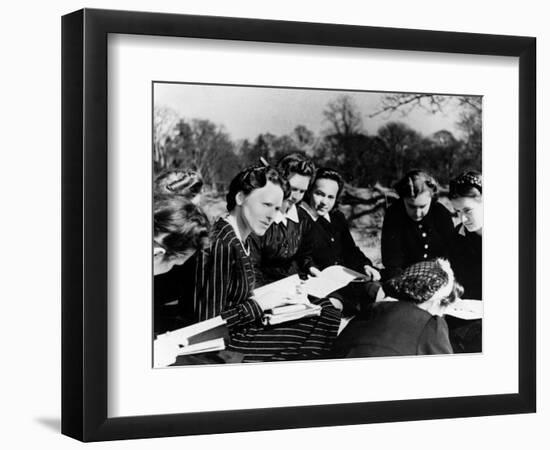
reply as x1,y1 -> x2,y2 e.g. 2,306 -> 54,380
153,153 -> 483,363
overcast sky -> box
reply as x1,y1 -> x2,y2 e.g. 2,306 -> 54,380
154,82 -> 468,142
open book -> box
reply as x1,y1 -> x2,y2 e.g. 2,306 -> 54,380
262,303 -> 322,326
303,265 -> 367,298
154,316 -> 228,367
253,265 -> 365,325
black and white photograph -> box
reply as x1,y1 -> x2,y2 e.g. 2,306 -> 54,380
152,83 -> 483,367
1,0 -> 545,446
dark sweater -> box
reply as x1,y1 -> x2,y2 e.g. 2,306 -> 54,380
249,206 -> 314,287
381,200 -> 455,278
154,258 -> 196,334
451,225 -> 482,300
307,209 -> 373,274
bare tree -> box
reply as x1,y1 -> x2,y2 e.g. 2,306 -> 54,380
323,94 -> 363,137
370,93 -> 482,118
153,106 -> 180,170
377,121 -> 422,180
457,98 -> 482,153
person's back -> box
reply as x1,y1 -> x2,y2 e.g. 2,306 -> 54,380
334,301 -> 452,357
332,259 -> 459,359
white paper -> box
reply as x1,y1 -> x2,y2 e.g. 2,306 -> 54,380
446,299 -> 484,320
304,265 -> 365,298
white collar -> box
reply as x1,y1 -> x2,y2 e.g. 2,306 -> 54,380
274,204 -> 300,225
299,203 -> 319,221
223,215 -> 250,255
458,224 -> 467,236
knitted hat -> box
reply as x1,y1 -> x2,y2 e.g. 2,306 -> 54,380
385,259 -> 455,304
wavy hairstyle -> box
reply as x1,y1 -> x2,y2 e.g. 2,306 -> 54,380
276,153 -> 316,184
154,195 -> 210,258
304,167 -> 345,206
394,170 -> 439,199
226,165 -> 289,211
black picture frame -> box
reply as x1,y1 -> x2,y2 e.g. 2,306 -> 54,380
61,8 -> 536,442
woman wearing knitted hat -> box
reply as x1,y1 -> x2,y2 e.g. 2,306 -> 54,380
332,259 -> 461,357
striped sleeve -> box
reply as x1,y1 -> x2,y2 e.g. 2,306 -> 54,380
195,236 -> 262,328
221,297 -> 263,329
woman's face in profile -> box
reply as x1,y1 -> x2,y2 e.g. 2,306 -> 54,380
239,181 -> 284,236
451,196 -> 483,233
403,191 -> 432,222
310,178 -> 339,217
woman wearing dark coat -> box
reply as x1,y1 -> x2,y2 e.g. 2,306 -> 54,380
381,170 -> 455,279
302,206 -> 372,275
301,168 -> 383,313
332,259 -> 459,358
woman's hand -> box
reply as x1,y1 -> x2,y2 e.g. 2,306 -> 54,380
328,297 -> 344,311
254,288 -> 308,312
309,266 -> 322,277
253,291 -> 287,311
363,265 -> 381,281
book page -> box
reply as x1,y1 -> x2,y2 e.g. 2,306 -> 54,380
319,265 -> 366,284
176,338 -> 225,356
263,304 -> 321,326
445,299 -> 483,320
159,316 -> 226,345
304,265 -> 364,298
253,274 -> 302,298
253,274 -> 310,308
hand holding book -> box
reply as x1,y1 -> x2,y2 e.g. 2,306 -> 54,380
252,275 -> 309,311
253,265 -> 367,326
363,265 -> 381,281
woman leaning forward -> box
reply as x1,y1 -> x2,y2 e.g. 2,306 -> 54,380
192,165 -> 342,362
